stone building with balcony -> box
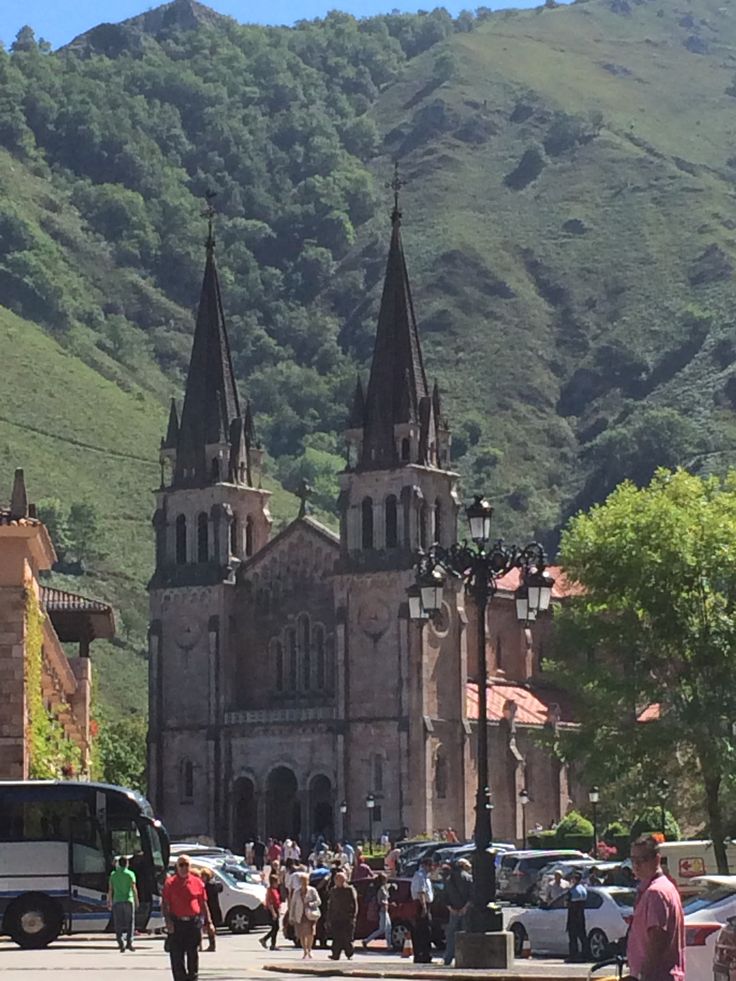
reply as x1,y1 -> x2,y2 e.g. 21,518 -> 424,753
0,470 -> 115,779
149,200 -> 580,848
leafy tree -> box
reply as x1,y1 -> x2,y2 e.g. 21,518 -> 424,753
630,807 -> 680,842
37,497 -> 71,561
548,469 -> 736,872
94,714 -> 147,793
432,48 -> 458,84
67,501 -> 105,566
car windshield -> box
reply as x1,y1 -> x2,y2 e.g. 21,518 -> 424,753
221,864 -> 260,885
683,886 -> 736,914
609,890 -> 637,909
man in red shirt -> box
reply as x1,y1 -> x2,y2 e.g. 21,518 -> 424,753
162,856 -> 212,981
627,835 -> 685,981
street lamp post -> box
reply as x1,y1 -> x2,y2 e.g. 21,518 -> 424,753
366,794 -> 375,852
409,494 -> 555,935
589,786 -> 600,859
657,779 -> 670,838
340,800 -> 347,839
519,788 -> 530,849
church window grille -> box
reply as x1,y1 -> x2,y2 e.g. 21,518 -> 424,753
401,437 -> 410,462
211,457 -> 220,481
314,625 -> 325,690
435,754 -> 447,799
245,516 -> 254,557
385,496 -> 398,548
299,614 -> 311,690
273,639 -> 284,691
197,512 -> 209,563
288,628 -> 297,690
419,502 -> 428,550
212,512 -> 220,563
361,497 -> 374,550
230,515 -> 238,557
373,754 -> 384,793
434,499 -> 442,545
175,515 -> 187,565
180,759 -> 194,802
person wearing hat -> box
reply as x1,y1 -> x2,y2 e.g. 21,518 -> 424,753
410,857 -> 434,963
443,859 -> 473,966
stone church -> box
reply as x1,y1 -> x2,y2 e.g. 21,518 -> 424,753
147,199 -> 579,849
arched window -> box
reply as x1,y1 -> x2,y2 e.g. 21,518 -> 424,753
211,457 -> 220,481
385,495 -> 398,548
245,516 -> 254,557
230,515 -> 239,557
154,512 -> 166,568
434,499 -> 442,545
176,515 -> 187,565
435,754 -> 447,799
197,512 -> 209,563
419,502 -> 428,550
299,614 -> 311,690
287,628 -> 297,691
273,639 -> 284,692
180,759 -> 194,802
361,497 -> 374,550
326,635 -> 335,693
212,511 -> 220,563
401,437 -> 410,462
314,624 -> 325,690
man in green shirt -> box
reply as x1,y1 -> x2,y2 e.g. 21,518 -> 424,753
107,855 -> 139,952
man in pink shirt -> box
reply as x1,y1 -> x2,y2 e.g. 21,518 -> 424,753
627,835 -> 685,981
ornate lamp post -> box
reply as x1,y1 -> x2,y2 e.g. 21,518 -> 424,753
340,799 -> 348,839
657,778 -> 670,838
408,494 -> 555,934
519,788 -> 530,849
366,794 -> 375,852
589,786 -> 600,858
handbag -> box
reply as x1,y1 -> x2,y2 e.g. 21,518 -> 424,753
305,897 -> 321,922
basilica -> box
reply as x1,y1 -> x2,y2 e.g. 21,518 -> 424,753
147,196 -> 579,849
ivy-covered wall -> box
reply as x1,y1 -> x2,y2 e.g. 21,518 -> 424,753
24,587 -> 82,779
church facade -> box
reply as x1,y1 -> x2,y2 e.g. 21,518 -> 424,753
148,202 -> 579,849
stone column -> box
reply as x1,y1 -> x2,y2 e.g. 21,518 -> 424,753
0,588 -> 27,779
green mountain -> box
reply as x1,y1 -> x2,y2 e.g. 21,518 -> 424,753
2,0 -> 736,714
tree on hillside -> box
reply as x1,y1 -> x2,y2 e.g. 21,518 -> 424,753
547,469 -> 736,873
67,501 -> 105,566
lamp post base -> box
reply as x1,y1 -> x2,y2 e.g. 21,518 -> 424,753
455,930 -> 514,969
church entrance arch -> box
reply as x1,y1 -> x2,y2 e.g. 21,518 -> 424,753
266,767 -> 300,840
232,777 -> 257,850
309,774 -> 333,843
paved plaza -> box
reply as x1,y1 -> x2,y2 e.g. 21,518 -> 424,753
0,930 -> 596,981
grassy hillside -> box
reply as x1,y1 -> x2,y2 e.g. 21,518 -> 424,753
2,0 -> 736,716
0,303 -> 299,716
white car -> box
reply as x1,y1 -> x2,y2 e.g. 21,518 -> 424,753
682,875 -> 736,981
168,859 -> 267,933
507,886 -> 636,961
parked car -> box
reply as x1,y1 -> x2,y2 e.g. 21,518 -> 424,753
167,860 -> 267,932
431,842 -> 516,870
506,886 -> 635,960
680,875 -> 736,981
284,877 -> 448,951
397,841 -> 446,875
534,860 -> 624,903
496,849 -> 589,903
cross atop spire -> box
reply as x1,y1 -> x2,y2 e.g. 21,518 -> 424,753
387,159 -> 406,226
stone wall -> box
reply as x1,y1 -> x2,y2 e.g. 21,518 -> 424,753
0,585 -> 27,779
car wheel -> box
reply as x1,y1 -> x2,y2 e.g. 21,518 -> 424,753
5,894 -> 64,949
391,922 -> 410,952
510,924 -> 527,958
588,928 -> 609,961
226,907 -> 253,934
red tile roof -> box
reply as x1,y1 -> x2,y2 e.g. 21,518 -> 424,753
0,509 -> 41,527
466,681 -> 578,727
41,586 -> 112,614
494,565 -> 583,599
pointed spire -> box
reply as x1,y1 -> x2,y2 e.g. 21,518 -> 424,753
162,398 -> 179,450
349,376 -> 365,428
360,164 -> 429,470
174,194 -> 243,486
9,468 -> 29,521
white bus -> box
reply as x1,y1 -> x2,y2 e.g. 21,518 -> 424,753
0,780 -> 169,948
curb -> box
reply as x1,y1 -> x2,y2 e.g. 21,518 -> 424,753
261,964 -> 586,980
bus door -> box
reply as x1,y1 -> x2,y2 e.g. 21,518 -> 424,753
68,804 -> 109,932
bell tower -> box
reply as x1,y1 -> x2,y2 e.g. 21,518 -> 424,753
334,172 -> 468,839
148,204 -> 271,838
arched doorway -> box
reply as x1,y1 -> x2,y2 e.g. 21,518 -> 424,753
232,777 -> 257,850
266,767 -> 300,840
309,774 -> 333,843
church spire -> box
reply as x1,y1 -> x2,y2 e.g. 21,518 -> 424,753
360,164 -> 430,470
174,194 -> 245,487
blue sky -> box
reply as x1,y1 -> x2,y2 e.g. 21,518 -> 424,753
2,0 -> 548,50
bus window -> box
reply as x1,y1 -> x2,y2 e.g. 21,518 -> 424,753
111,821 -> 143,860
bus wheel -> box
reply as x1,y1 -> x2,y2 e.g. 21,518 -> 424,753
6,894 -> 63,949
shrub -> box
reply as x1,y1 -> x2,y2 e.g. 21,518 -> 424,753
555,810 -> 593,850
630,808 -> 680,842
